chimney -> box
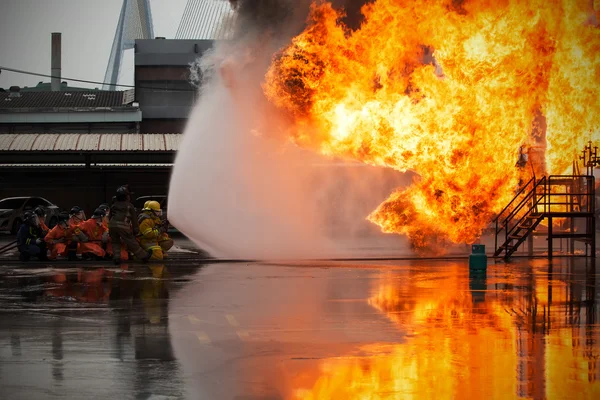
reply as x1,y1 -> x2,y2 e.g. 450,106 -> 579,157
51,32 -> 61,91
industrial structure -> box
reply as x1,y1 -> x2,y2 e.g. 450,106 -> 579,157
103,0 -> 154,90
135,39 -> 213,133
494,144 -> 599,259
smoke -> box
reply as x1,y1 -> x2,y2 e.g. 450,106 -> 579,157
228,0 -> 373,32
169,0 -> 410,259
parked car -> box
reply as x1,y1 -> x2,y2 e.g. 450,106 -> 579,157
0,197 -> 61,234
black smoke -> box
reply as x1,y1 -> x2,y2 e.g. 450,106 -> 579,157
228,0 -> 373,35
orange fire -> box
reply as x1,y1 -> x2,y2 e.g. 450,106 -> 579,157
291,264 -> 600,399
263,0 -> 600,250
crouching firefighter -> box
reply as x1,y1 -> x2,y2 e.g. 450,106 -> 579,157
17,211 -> 48,261
78,208 -> 109,260
108,185 -> 152,265
64,206 -> 88,260
34,206 -> 49,236
44,212 -> 72,260
138,201 -> 173,260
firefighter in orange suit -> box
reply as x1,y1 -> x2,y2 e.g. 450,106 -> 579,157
66,206 -> 87,260
44,212 -> 71,260
138,201 -> 172,260
78,208 -> 109,260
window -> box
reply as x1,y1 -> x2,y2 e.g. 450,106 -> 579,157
0,198 -> 26,209
25,197 -> 51,209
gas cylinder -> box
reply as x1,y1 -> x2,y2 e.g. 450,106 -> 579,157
469,244 -> 487,271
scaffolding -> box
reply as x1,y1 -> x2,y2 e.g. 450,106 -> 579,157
494,174 -> 596,259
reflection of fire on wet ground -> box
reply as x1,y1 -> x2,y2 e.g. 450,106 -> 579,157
291,261 -> 599,399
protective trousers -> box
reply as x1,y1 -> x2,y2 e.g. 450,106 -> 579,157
79,242 -> 106,258
109,227 -> 148,261
18,243 -> 47,261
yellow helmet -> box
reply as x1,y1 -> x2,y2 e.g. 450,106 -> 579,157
142,200 -> 161,212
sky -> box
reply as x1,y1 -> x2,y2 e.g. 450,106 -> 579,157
0,0 -> 188,90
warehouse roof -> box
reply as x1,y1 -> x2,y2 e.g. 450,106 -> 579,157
0,89 -> 135,110
0,133 -> 181,152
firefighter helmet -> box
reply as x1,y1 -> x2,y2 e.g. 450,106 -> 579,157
142,200 -> 161,212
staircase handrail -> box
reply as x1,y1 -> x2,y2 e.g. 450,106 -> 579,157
494,176 -> 546,254
504,187 -> 548,240
493,176 -> 535,224
503,177 -> 547,226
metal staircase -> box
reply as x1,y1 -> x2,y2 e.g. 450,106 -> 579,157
494,175 -> 596,259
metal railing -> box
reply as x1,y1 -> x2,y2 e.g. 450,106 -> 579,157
494,175 -> 596,256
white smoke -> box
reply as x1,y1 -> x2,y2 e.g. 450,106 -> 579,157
168,2 -> 412,260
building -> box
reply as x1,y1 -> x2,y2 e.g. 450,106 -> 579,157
135,38 -> 213,133
0,36 -> 216,214
0,87 -> 141,134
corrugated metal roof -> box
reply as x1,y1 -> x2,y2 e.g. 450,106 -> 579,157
122,134 -> 142,151
55,134 -> 80,151
99,134 -> 122,151
0,133 -> 17,149
9,134 -> 37,151
78,134 -> 101,151
144,134 -> 165,151
176,0 -> 236,40
0,133 -> 183,152
0,89 -> 135,109
31,134 -> 59,150
164,134 -> 181,151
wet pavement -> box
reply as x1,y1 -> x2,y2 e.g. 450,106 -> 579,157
0,258 -> 598,399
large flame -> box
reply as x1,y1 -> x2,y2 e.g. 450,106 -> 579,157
263,0 -> 600,250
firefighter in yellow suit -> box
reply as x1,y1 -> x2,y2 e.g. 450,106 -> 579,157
137,201 -> 173,260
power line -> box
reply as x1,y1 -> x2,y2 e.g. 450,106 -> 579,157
0,66 -> 197,92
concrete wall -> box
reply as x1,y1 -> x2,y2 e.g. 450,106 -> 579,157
0,168 -> 172,215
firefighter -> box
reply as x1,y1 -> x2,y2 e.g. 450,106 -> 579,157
108,185 -> 152,265
17,211 -> 47,261
68,206 -> 86,227
78,208 -> 109,260
66,206 -> 87,260
138,200 -> 172,260
98,203 -> 127,260
98,204 -> 110,226
44,212 -> 71,260
34,206 -> 49,235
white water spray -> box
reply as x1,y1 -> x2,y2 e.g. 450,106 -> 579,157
168,3 -> 412,260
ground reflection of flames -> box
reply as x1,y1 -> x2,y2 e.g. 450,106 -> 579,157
291,262 -> 600,399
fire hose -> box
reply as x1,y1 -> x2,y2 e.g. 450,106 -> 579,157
0,240 -> 17,255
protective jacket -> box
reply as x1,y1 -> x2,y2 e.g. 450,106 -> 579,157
138,213 -> 166,259
79,219 -> 107,242
67,217 -> 86,242
109,201 -> 139,233
17,224 -> 42,250
39,219 -> 49,236
44,224 -> 68,256
78,218 -> 108,258
138,213 -> 161,248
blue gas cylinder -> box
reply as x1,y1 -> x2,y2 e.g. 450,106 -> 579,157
469,244 -> 487,271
